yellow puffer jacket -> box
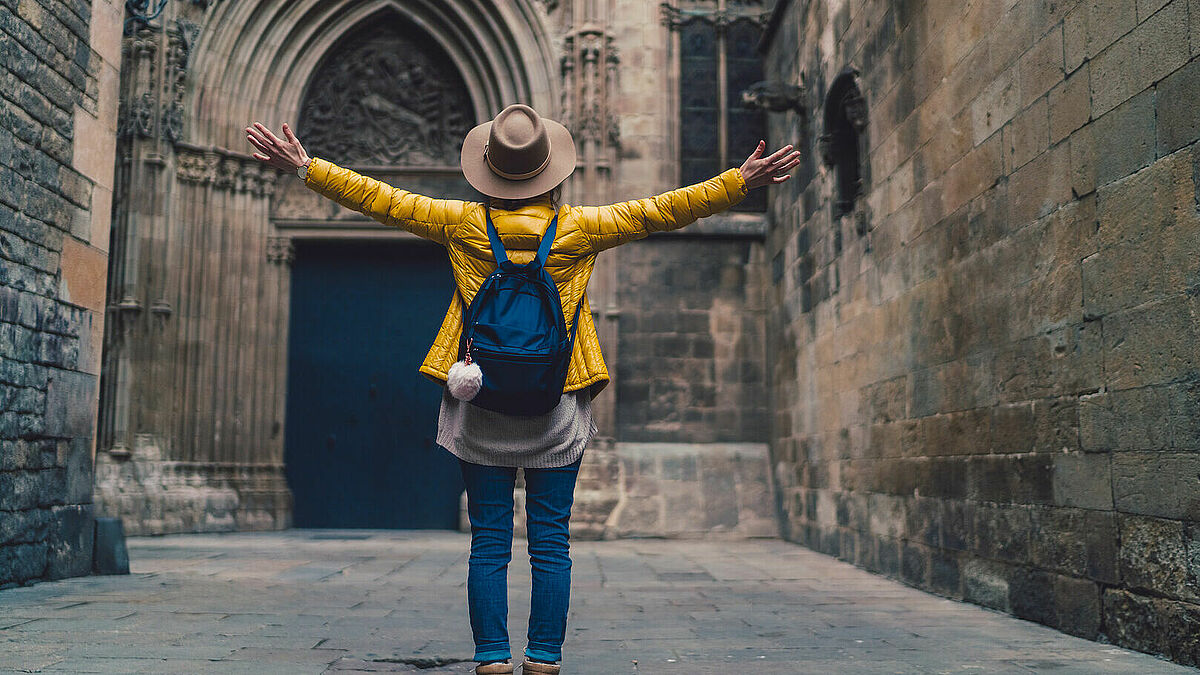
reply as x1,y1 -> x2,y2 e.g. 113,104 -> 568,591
302,157 -> 749,398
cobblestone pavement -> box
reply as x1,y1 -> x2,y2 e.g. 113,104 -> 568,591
0,530 -> 1193,674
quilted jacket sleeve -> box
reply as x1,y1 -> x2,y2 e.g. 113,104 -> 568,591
575,168 -> 749,252
302,156 -> 474,246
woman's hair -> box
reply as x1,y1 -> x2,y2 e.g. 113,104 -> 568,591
486,184 -> 563,212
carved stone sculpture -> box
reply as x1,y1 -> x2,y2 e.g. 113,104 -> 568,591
298,21 -> 475,166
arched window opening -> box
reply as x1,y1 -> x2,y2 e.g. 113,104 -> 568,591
820,68 -> 868,218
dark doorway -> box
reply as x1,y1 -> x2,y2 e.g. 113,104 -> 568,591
285,239 -> 463,529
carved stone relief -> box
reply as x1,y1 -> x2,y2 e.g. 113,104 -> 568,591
562,29 -> 621,148
117,19 -> 199,145
298,19 -> 475,166
176,144 -> 277,196
266,236 -> 295,265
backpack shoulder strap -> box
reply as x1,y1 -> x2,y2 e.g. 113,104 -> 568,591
484,207 -> 559,272
532,212 -> 558,270
484,206 -> 516,272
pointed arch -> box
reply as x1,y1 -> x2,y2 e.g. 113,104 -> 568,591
296,11 -> 477,166
185,0 -> 557,152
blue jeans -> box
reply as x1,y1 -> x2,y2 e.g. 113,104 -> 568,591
459,456 -> 582,663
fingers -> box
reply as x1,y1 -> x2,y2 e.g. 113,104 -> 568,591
773,151 -> 802,172
282,121 -> 298,144
246,124 -> 273,149
255,121 -> 285,147
749,140 -> 765,159
246,132 -> 270,154
779,156 -> 801,172
765,144 -> 794,162
247,123 -> 268,145
770,150 -> 801,166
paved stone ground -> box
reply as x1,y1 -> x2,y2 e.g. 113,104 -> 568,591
0,530 -> 1194,674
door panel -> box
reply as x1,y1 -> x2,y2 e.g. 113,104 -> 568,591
285,239 -> 462,528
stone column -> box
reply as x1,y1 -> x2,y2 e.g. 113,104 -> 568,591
548,0 -> 625,538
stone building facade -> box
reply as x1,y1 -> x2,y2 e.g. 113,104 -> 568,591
0,0 -> 124,588
761,0 -> 1200,665
87,0 -> 776,542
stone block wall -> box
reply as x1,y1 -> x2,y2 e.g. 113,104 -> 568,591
762,0 -> 1200,665
615,236 -> 768,443
0,0 -> 122,588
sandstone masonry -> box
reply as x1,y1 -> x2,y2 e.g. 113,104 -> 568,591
761,0 -> 1200,666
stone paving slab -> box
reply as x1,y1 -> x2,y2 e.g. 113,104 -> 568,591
0,530 -> 1195,674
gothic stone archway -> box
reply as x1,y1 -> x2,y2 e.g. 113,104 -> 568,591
94,0 -> 557,534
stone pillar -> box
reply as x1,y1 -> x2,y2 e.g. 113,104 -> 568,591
554,0 -> 624,538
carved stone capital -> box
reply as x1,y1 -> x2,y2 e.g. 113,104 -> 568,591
176,145 -> 284,194
127,26 -> 157,55
175,148 -> 215,183
215,156 -> 240,191
266,236 -> 295,265
661,3 -> 684,29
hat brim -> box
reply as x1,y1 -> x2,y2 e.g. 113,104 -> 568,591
460,118 -> 577,200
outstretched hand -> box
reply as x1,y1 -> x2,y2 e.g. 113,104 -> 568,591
739,141 -> 802,190
245,121 -> 310,172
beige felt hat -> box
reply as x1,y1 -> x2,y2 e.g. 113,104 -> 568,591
460,104 -> 576,200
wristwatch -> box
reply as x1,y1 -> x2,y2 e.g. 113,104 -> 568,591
296,160 -> 310,181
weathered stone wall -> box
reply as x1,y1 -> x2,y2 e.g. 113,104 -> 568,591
615,237 -> 768,443
0,0 -> 123,587
763,0 -> 1200,665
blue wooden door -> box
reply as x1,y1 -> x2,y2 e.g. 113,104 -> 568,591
284,239 -> 463,529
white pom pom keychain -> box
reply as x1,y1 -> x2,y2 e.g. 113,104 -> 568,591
447,338 -> 483,401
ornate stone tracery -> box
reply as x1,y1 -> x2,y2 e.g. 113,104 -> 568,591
117,18 -> 199,145
297,19 -> 476,166
660,1 -> 772,29
561,28 -> 621,149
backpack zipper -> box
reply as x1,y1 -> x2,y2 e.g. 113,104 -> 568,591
470,345 -> 555,364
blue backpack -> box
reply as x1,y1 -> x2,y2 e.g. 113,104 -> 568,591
454,207 -> 582,416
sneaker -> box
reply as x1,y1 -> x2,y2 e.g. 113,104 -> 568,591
475,659 -> 514,674
520,658 -> 560,674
